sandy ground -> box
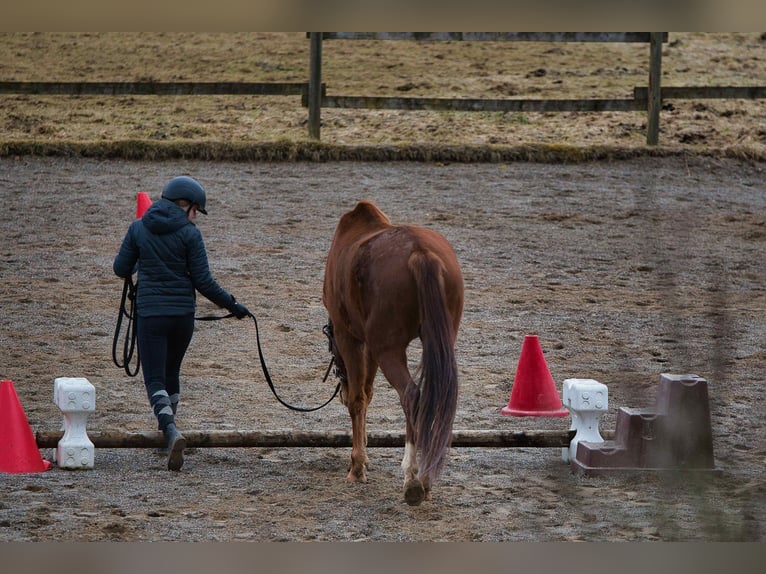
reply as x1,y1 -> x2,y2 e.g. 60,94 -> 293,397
0,155 -> 765,541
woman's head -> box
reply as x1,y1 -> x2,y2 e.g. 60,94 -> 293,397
161,176 -> 208,215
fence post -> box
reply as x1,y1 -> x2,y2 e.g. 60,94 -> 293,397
646,32 -> 663,145
308,32 -> 323,140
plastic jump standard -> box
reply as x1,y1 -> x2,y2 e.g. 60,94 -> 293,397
571,373 -> 716,476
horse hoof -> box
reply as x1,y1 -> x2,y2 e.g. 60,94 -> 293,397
404,479 -> 425,506
346,470 -> 367,483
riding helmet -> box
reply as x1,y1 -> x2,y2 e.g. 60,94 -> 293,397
161,176 -> 208,214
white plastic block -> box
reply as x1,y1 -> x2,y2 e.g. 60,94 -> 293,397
54,377 -> 96,412
53,377 -> 96,469
561,378 -> 608,463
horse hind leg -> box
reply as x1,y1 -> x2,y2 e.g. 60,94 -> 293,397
400,381 -> 427,505
379,352 -> 427,506
402,440 -> 426,506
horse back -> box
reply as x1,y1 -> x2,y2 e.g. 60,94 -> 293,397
324,201 -> 462,342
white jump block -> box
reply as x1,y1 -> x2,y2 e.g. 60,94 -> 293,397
53,377 -> 95,469
561,378 -> 608,463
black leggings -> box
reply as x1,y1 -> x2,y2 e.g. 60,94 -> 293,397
137,314 -> 195,432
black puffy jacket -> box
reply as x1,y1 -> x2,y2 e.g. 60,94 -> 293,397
113,198 -> 236,317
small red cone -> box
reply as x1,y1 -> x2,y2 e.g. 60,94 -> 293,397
136,192 -> 152,219
501,335 -> 569,417
0,380 -> 51,473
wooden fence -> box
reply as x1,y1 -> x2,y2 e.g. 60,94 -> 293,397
306,32 -> 667,143
305,33 -> 766,145
1,32 -> 765,148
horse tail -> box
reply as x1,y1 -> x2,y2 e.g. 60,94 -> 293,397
409,249 -> 459,483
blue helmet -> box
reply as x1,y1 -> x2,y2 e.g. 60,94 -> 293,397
161,176 -> 208,214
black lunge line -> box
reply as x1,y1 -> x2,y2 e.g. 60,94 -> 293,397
112,277 -> 140,377
113,279 -> 340,411
195,311 -> 341,412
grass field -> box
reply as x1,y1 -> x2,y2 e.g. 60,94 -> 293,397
1,32 -> 765,161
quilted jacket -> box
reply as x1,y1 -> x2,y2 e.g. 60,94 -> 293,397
113,198 -> 236,317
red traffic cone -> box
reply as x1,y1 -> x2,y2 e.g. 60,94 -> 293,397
0,380 -> 51,473
136,192 -> 152,219
501,335 -> 569,417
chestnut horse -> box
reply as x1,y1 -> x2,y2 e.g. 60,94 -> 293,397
323,200 -> 464,505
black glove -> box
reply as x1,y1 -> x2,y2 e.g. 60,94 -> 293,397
232,302 -> 251,319
230,296 -> 251,319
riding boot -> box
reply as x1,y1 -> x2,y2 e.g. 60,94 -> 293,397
156,399 -> 180,455
155,419 -> 169,455
164,423 -> 186,471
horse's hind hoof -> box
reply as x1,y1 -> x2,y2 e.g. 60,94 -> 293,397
404,479 -> 426,506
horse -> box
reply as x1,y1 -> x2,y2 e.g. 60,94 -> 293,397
322,199 -> 464,505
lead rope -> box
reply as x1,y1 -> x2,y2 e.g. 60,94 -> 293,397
113,280 -> 340,411
112,277 -> 140,377
195,312 -> 341,412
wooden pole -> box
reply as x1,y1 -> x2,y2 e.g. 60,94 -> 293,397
36,429 -> 589,449
646,32 -> 664,145
307,32 -> 322,140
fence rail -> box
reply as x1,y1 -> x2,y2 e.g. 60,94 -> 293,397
314,95 -> 647,113
634,86 -> 766,99
0,81 -> 308,96
318,32 -> 665,43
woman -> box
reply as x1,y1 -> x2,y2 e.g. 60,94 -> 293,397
113,175 -> 250,471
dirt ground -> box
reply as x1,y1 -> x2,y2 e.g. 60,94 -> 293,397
0,154 -> 765,541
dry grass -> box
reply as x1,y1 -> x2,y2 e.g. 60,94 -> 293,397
1,32 -> 765,161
